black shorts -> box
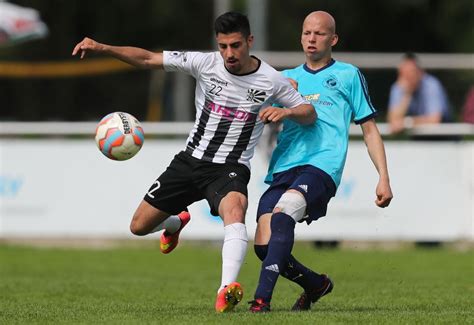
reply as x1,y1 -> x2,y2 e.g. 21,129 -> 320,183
144,151 -> 250,216
257,165 -> 336,224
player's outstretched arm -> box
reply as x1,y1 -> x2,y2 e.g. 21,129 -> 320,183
361,119 -> 393,208
259,104 -> 316,125
72,37 -> 163,69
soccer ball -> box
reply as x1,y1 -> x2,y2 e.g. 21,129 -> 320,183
95,112 -> 144,161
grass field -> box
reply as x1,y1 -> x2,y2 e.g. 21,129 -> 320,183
0,241 -> 473,324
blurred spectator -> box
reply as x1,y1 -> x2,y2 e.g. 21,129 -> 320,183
387,53 -> 451,134
461,86 -> 474,124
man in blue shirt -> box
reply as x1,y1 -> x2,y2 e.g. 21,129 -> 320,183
249,11 -> 393,312
387,53 -> 450,134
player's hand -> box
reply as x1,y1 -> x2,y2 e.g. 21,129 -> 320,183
259,106 -> 290,124
72,37 -> 104,59
375,179 -> 393,208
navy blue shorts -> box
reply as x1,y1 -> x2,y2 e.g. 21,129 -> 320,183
257,165 -> 336,224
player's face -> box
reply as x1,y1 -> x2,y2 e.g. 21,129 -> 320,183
216,32 -> 253,74
301,17 -> 338,62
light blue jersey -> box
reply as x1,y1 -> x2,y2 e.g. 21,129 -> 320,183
266,59 -> 377,188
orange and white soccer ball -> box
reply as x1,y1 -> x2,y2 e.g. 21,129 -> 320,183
95,112 -> 144,161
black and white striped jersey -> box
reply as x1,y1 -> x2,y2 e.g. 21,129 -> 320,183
163,51 -> 309,169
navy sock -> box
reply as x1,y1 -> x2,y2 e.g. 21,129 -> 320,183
254,244 -> 268,261
282,255 -> 325,291
254,213 -> 295,302
254,245 -> 325,292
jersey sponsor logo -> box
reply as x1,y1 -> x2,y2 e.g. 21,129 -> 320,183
305,94 -> 320,101
205,101 -> 256,122
323,75 -> 339,89
304,93 -> 333,107
317,100 -> 334,107
246,88 -> 266,103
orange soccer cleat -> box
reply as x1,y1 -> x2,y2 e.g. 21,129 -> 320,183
159,211 -> 191,254
215,282 -> 244,313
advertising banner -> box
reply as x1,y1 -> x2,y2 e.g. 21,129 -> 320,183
0,139 -> 472,241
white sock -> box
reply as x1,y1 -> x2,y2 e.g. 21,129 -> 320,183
150,215 -> 181,234
218,223 -> 248,292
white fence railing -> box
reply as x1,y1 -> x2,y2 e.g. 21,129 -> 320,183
1,122 -> 473,137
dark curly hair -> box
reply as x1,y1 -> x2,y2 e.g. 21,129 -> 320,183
214,12 -> 251,38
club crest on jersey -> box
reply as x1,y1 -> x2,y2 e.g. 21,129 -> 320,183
323,75 -> 338,89
247,89 -> 266,103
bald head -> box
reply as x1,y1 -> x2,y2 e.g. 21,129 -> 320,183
303,11 -> 336,34
300,11 -> 338,67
